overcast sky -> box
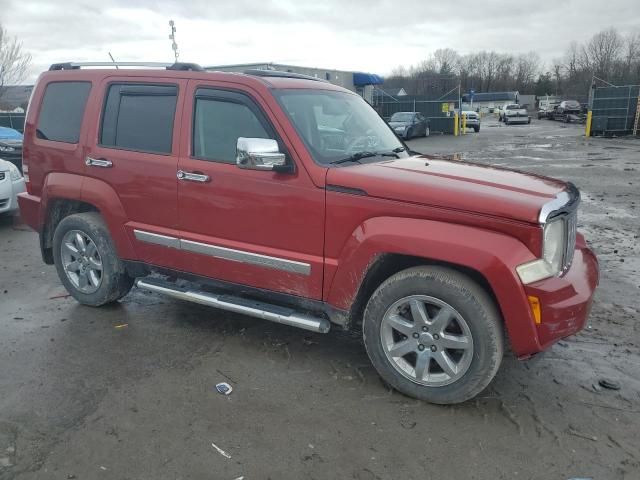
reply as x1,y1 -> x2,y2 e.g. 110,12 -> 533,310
3,0 -> 640,83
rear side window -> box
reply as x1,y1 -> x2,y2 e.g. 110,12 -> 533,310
100,84 -> 177,154
193,91 -> 271,163
37,81 -> 91,143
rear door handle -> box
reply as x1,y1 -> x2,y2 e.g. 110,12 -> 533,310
86,157 -> 113,168
177,170 -> 210,183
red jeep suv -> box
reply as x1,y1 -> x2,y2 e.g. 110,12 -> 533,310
18,62 -> 599,404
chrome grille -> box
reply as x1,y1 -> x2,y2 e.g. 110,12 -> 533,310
563,209 -> 578,272
0,199 -> 8,208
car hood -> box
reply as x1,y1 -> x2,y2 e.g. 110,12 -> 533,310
388,121 -> 410,128
0,139 -> 23,148
326,155 -> 566,223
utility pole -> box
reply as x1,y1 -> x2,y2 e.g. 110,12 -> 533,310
169,20 -> 179,63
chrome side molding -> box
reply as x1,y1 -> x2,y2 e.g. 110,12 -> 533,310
136,279 -> 330,334
180,239 -> 311,275
132,228 -> 311,276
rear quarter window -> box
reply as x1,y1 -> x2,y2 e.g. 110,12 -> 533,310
36,81 -> 92,143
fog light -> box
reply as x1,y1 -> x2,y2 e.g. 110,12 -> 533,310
528,296 -> 541,324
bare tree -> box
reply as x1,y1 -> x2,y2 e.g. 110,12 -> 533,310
584,27 -> 623,79
622,30 -> 640,82
0,24 -> 32,102
431,48 -> 459,76
514,53 -> 541,90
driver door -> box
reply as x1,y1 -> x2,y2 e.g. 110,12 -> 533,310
176,80 -> 325,299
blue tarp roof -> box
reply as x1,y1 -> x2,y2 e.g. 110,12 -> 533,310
353,72 -> 384,86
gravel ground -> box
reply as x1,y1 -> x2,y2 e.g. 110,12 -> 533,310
1,116 -> 638,480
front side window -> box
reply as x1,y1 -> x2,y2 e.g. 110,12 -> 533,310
37,81 -> 91,143
192,93 -> 271,164
100,84 -> 177,154
276,89 -> 408,165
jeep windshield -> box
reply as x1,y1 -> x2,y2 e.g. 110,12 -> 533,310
275,89 -> 409,166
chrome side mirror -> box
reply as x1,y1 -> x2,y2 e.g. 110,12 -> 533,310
236,137 -> 287,171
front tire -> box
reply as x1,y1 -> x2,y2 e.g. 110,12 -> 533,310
362,266 -> 504,404
53,212 -> 134,306
473,125 -> 480,133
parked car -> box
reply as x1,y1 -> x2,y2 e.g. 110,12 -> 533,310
556,100 -> 582,115
388,111 -> 430,139
0,158 -> 26,215
18,62 -> 598,404
502,104 -> 531,125
0,127 -> 24,172
537,103 -> 559,119
462,111 -> 480,132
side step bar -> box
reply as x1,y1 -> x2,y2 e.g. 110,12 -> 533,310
135,278 -> 331,334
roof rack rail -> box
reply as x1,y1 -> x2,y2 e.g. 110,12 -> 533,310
49,61 -> 204,71
243,69 -> 326,82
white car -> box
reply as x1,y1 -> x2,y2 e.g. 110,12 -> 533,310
0,158 -> 26,215
501,104 -> 531,125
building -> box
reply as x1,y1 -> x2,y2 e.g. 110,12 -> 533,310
461,91 -> 519,112
0,85 -> 34,112
206,62 -> 383,103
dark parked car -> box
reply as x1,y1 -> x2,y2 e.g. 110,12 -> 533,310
0,127 -> 23,172
388,112 -> 430,139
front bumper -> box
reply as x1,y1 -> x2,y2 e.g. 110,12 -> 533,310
0,173 -> 26,214
520,234 -> 599,355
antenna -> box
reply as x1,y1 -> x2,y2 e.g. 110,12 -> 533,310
108,52 -> 119,69
168,20 -> 179,62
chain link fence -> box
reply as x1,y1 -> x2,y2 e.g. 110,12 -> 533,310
590,85 -> 639,136
0,113 -> 26,132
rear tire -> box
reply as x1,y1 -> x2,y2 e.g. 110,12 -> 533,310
53,212 -> 134,306
362,266 -> 504,404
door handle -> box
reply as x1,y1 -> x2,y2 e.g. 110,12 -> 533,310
86,156 -> 113,168
177,170 -> 210,183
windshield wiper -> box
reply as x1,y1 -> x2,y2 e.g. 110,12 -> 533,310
330,151 -> 377,165
330,150 -> 401,165
392,147 -> 406,153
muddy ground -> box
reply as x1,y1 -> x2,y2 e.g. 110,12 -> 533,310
1,116 -> 639,480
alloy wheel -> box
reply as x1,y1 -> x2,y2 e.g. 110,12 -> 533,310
380,295 -> 474,387
60,230 -> 103,294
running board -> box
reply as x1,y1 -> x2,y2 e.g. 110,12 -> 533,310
135,278 -> 331,334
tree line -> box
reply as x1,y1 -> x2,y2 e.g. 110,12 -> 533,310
383,27 -> 640,99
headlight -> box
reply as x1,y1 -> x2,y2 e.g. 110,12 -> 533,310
516,218 -> 566,284
0,145 -> 15,152
8,162 -> 22,182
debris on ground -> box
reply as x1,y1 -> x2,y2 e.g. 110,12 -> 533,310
215,382 -> 233,395
49,293 -> 71,300
598,378 -> 621,390
114,324 -> 128,329
211,442 -> 232,459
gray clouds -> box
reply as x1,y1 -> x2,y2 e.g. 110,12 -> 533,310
3,0 -> 640,82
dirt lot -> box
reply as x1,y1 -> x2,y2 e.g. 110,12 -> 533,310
1,116 -> 639,480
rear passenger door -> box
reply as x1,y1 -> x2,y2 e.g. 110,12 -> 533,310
85,78 -> 187,269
